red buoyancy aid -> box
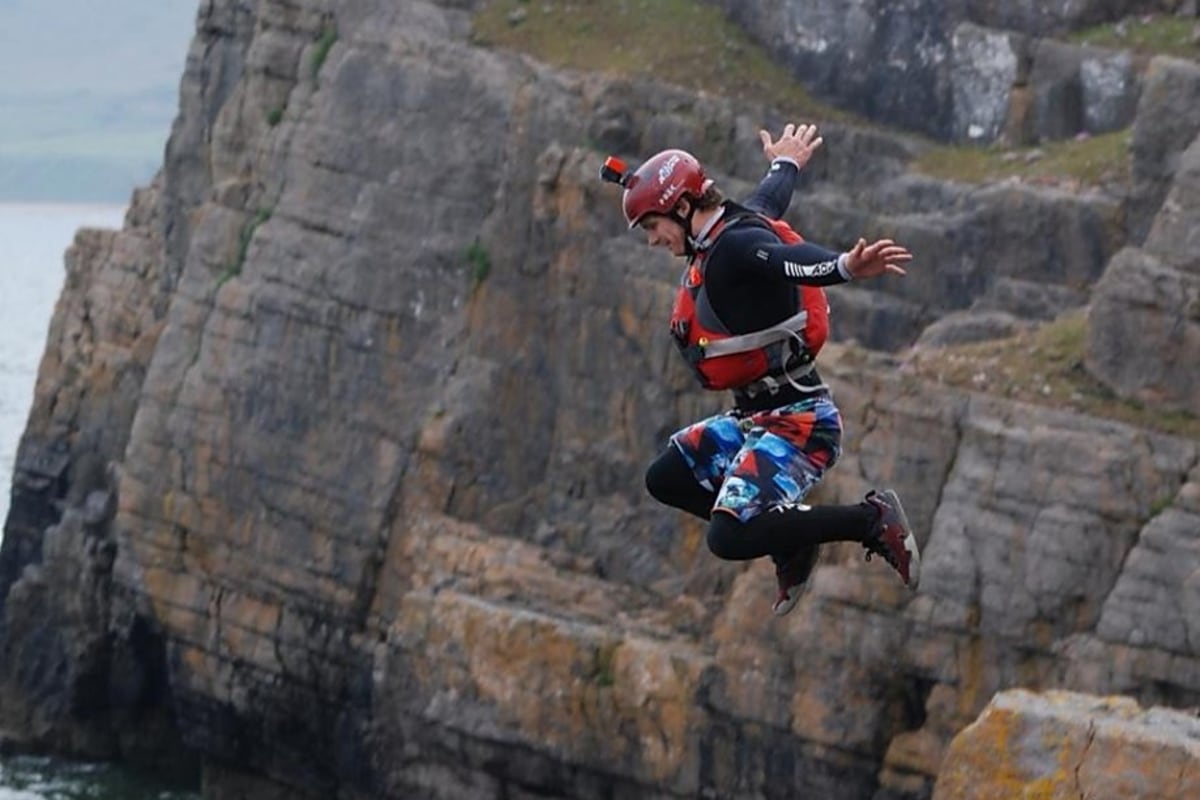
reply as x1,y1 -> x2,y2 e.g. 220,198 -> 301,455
669,213 -> 830,390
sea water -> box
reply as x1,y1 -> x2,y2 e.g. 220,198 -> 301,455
0,755 -> 197,799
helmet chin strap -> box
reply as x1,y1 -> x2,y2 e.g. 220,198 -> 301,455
687,205 -> 726,256
673,199 -> 701,257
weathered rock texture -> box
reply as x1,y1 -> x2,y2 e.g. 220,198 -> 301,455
711,0 -> 1187,142
1,1 -> 1198,799
933,689 -> 1200,799
1086,58 -> 1200,410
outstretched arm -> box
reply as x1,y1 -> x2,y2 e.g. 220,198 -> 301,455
724,227 -> 913,286
759,122 -> 823,167
841,238 -> 911,279
742,122 -> 823,218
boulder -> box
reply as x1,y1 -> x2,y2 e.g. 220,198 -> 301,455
934,689 -> 1200,800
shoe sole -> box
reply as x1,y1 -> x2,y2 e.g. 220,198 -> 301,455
772,545 -> 820,617
881,489 -> 921,591
772,590 -> 803,617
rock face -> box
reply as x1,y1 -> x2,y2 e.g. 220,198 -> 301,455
933,689 -> 1200,799
712,0 -> 1173,142
1085,58 -> 1200,412
0,1 -> 1198,799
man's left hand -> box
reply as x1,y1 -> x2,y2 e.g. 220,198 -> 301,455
843,238 -> 912,279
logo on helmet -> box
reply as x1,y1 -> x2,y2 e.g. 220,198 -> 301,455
658,181 -> 682,206
657,154 -> 681,184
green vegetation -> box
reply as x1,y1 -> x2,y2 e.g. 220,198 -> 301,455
466,239 -> 491,288
472,0 -> 852,124
905,311 -> 1200,438
312,23 -> 339,78
267,107 -> 284,126
216,265 -> 239,288
591,642 -> 618,688
913,128 -> 1133,188
219,208 -> 274,287
1149,495 -> 1175,517
1070,14 -> 1200,61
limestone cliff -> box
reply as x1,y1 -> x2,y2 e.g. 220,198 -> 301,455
1,1 -> 1198,799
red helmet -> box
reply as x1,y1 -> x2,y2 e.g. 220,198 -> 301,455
620,149 -> 712,229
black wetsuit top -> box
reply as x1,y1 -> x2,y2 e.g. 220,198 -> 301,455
702,159 -> 850,411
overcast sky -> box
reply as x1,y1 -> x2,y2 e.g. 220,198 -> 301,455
0,0 -> 199,199
0,0 -> 196,96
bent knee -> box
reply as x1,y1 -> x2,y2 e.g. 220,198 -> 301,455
644,447 -> 687,504
706,513 -> 744,561
644,459 -> 669,505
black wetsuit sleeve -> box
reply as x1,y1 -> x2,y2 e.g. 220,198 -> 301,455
740,158 -> 801,219
716,226 -> 850,287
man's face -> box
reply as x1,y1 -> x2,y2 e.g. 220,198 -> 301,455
638,214 -> 687,256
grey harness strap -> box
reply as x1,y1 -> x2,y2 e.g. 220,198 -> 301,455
736,361 -> 825,399
698,309 -> 825,395
697,309 -> 809,358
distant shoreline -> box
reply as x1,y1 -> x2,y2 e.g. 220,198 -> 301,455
0,200 -> 129,209
0,154 -> 159,205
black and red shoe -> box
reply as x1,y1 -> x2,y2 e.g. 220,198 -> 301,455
771,544 -> 820,617
862,489 -> 921,590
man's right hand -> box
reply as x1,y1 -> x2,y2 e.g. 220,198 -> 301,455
759,123 -> 823,169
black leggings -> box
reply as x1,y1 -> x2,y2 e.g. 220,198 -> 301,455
645,446 -> 877,563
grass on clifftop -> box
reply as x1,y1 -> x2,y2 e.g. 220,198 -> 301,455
912,128 -> 1133,189
471,0 -> 854,123
471,0 -> 1143,189
901,311 -> 1200,439
1070,13 -> 1200,61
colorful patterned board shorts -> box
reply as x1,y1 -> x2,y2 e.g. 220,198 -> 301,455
669,393 -> 843,523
